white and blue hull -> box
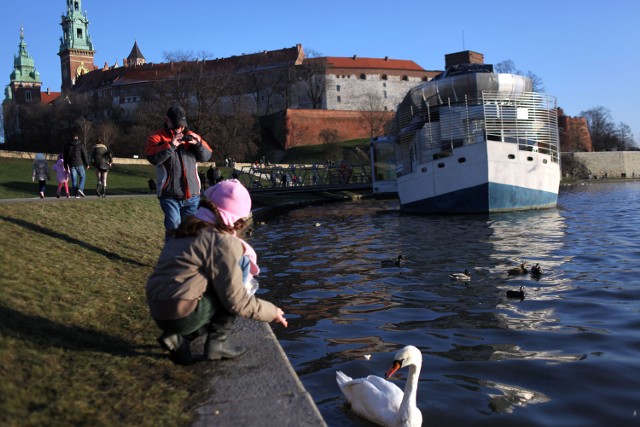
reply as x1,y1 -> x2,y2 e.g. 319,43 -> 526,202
397,141 -> 560,213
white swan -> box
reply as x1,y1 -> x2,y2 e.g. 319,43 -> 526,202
336,345 -> 423,427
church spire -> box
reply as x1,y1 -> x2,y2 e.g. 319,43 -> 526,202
10,26 -> 41,85
6,26 -> 42,102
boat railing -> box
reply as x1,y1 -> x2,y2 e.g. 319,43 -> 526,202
394,91 -> 559,169
482,91 -> 559,162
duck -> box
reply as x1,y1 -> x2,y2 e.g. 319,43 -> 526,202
507,263 -> 529,276
450,269 -> 471,282
381,255 -> 405,267
336,345 -> 423,427
530,263 -> 543,276
506,285 -> 526,299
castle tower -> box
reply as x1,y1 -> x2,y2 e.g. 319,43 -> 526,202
58,0 -> 95,92
126,41 -> 146,67
6,26 -> 43,104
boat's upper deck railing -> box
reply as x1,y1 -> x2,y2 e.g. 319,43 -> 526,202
395,91 -> 559,164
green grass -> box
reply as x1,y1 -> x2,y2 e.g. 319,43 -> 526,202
0,197 -> 223,426
0,158 -> 157,199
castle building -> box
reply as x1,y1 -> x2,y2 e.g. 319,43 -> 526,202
14,1 -> 582,152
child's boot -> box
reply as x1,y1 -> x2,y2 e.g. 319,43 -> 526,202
205,313 -> 246,360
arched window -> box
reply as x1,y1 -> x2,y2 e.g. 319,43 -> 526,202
381,74 -> 388,80
401,75 -> 409,81
359,74 -> 366,80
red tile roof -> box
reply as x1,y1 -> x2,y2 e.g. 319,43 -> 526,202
40,91 -> 61,105
323,57 -> 425,71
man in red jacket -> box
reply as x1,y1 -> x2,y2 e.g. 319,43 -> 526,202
145,106 -> 213,238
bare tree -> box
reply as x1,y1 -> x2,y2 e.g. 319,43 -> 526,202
581,106 -> 619,151
359,91 -> 391,138
75,117 -> 93,149
495,60 -> 545,92
96,120 -> 119,148
296,57 -> 326,109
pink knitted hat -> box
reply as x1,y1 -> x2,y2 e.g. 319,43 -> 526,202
196,179 -> 251,227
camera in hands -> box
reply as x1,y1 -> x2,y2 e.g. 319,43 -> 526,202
180,133 -> 195,143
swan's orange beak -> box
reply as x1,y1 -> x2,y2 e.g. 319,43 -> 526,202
385,361 -> 402,379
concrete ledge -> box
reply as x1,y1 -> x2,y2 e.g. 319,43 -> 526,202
190,318 -> 326,427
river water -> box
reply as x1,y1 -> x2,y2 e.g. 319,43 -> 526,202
250,181 -> 640,427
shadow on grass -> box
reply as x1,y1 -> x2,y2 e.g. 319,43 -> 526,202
0,216 -> 150,267
0,304 -> 157,357
1,181 -> 37,194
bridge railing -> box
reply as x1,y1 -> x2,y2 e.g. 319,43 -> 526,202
234,163 -> 371,189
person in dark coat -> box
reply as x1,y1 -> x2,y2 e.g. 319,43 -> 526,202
90,139 -> 113,197
63,133 -> 90,198
145,106 -> 213,238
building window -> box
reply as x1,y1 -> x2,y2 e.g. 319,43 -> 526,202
383,91 -> 387,99
383,82 -> 387,88
25,91 -> 32,102
359,73 -> 366,80
74,1 -> 79,11
337,96 -> 341,103
77,29 -> 83,39
401,75 -> 409,81
336,85 -> 340,92
381,74 -> 388,80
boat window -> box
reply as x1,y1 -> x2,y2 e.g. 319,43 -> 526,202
508,154 -> 515,159
527,157 -> 533,161
458,157 -> 466,163
438,163 -> 445,168
543,159 -> 548,164
421,167 -> 428,172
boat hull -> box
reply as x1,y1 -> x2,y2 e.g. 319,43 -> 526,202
397,141 -> 560,214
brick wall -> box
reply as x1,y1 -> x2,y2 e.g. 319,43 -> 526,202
283,109 -> 395,149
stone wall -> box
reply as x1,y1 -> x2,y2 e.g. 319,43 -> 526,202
562,151 -> 640,178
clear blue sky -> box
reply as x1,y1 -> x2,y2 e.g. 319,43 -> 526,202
2,0 -> 639,145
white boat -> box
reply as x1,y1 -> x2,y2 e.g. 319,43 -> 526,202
371,63 -> 560,213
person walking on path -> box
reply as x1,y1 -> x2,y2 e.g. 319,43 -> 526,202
146,179 -> 288,365
32,153 -> 50,198
52,153 -> 70,198
90,139 -> 113,197
145,105 -> 212,238
63,133 -> 90,198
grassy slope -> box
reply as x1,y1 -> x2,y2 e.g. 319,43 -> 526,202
0,198 -> 219,426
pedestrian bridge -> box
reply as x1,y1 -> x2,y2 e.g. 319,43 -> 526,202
231,163 -> 372,193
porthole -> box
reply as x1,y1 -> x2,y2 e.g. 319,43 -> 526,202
458,157 -> 466,163
543,159 -> 548,164
438,163 -> 445,168
527,157 -> 533,161
508,154 -> 515,159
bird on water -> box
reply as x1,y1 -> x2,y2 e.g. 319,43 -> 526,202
450,269 -> 471,282
381,255 -> 405,267
508,263 -> 529,276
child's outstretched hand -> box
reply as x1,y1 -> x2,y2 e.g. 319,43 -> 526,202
274,308 -> 288,328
